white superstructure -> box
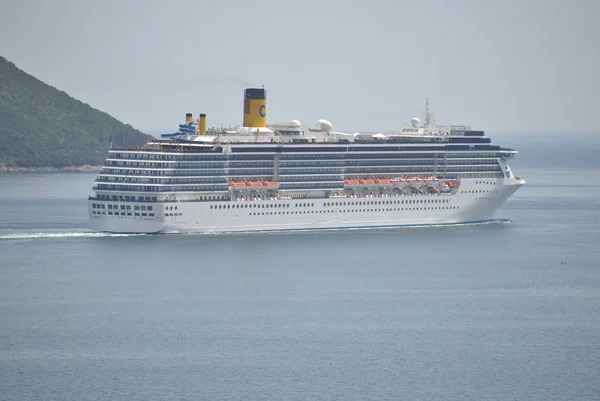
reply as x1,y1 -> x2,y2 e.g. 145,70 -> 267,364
88,88 -> 524,233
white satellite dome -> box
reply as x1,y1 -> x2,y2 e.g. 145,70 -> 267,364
411,117 -> 421,128
316,119 -> 332,132
290,120 -> 301,127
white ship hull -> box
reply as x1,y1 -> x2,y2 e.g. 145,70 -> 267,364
88,177 -> 524,234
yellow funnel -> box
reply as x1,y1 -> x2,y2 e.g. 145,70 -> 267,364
243,88 -> 266,128
199,113 -> 206,135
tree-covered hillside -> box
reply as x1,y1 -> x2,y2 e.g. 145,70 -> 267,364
0,56 -> 153,168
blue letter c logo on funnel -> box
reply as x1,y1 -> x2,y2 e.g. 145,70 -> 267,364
259,105 -> 266,118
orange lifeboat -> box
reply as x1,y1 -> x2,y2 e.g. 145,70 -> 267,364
358,179 -> 365,184
364,180 -> 375,185
379,179 -> 390,184
344,179 -> 350,184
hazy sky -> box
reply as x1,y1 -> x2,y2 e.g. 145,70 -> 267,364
1,0 -> 598,134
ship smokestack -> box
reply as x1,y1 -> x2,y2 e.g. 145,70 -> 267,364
199,113 -> 206,135
243,88 -> 266,128
185,113 -> 193,124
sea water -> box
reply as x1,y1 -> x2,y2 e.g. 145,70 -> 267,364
0,133 -> 599,400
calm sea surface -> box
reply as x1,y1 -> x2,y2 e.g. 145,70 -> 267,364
1,133 -> 599,401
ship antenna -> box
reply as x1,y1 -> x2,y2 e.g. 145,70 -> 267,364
424,98 -> 436,128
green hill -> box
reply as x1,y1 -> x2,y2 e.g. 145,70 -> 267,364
0,56 -> 153,168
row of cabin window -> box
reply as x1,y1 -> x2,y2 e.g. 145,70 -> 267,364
462,190 -> 499,194
96,194 -> 157,201
325,199 -> 450,206
98,168 -> 502,183
110,150 -> 475,161
108,151 -> 397,161
98,176 -> 350,184
106,151 -> 503,163
97,184 -> 338,192
211,203 -> 289,210
103,158 -> 499,171
91,204 -> 153,211
92,211 -> 154,217
97,176 -> 228,184
96,185 -> 226,192
99,165 -> 502,178
103,157 -> 500,173
345,166 -> 502,174
246,206 -> 460,215
101,163 -> 501,176
457,173 -> 504,178
209,199 -> 450,210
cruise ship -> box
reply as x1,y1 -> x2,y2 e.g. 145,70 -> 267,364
88,88 -> 525,233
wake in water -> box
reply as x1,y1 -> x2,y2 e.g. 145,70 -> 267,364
0,219 -> 512,240
0,231 -> 145,240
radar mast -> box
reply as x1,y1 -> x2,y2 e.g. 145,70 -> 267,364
424,98 -> 436,129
